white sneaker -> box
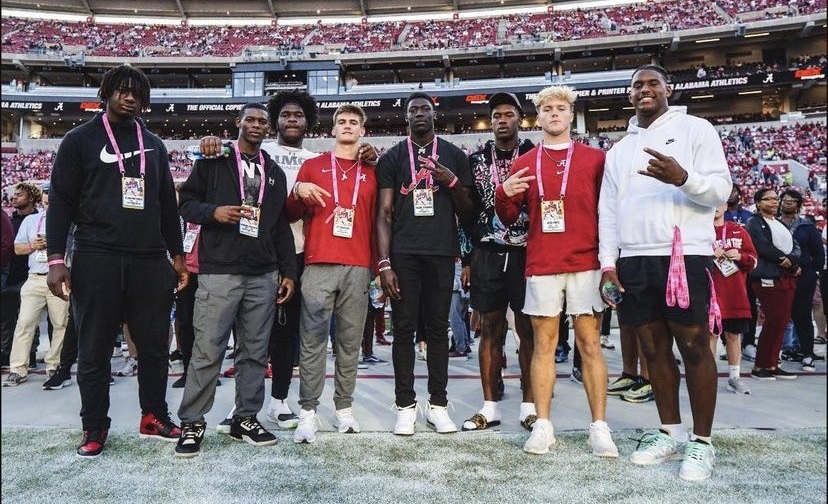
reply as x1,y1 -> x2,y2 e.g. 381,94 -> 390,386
293,409 -> 318,444
726,377 -> 751,394
334,407 -> 361,433
523,419 -> 556,454
393,403 -> 418,436
741,344 -> 757,362
629,431 -> 684,466
588,422 -> 619,458
600,335 -> 615,350
679,440 -> 716,482
115,356 -> 137,377
216,406 -> 235,435
425,402 -> 457,434
267,400 -> 299,429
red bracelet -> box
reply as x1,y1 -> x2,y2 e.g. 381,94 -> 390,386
48,259 -> 65,267
447,176 -> 459,189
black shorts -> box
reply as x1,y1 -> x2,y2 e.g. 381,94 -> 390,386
616,255 -> 712,328
469,246 -> 526,314
717,318 -> 750,335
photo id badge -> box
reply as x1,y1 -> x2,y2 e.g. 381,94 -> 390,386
413,188 -> 434,217
121,176 -> 145,210
239,205 -> 260,238
541,200 -> 565,233
182,224 -> 201,253
34,249 -> 48,262
714,257 -> 739,277
332,207 -> 355,238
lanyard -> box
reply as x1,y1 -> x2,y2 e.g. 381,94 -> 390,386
36,212 -> 46,234
234,144 -> 266,207
489,141 -> 520,187
102,114 -> 145,178
535,141 -> 574,200
330,151 -> 362,209
407,136 -> 438,189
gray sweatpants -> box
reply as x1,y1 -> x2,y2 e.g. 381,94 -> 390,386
298,264 -> 370,412
178,272 -> 277,423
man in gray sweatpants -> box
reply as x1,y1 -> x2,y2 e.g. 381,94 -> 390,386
174,103 -> 297,458
285,104 -> 378,443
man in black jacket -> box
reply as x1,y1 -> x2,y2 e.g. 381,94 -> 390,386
46,65 -> 189,458
175,102 -> 296,458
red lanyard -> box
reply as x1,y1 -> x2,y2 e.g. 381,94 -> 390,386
234,144 -> 265,207
489,142 -> 520,187
407,136 -> 438,189
535,141 -> 574,200
102,114 -> 145,178
329,151 -> 363,209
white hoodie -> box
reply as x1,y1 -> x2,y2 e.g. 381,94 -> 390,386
598,106 -> 731,268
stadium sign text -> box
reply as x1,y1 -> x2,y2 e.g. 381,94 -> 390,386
1,101 -> 42,110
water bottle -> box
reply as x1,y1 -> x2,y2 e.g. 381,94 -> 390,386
369,280 -> 384,308
185,144 -> 231,161
601,282 -> 623,305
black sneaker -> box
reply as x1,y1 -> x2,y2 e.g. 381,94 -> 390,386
772,367 -> 797,380
43,367 -> 73,390
230,416 -> 277,446
175,422 -> 206,458
77,428 -> 108,458
750,369 -> 775,381
781,350 -> 804,362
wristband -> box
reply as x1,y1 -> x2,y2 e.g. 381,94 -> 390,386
447,176 -> 459,189
48,259 -> 65,267
378,266 -> 391,272
677,171 -> 689,186
292,181 -> 302,197
600,267 -> 616,273
377,258 -> 391,267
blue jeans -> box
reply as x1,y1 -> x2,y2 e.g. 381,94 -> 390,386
450,291 -> 469,353
782,320 -> 799,352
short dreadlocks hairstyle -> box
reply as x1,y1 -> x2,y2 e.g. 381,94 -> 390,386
98,65 -> 151,112
267,90 -> 319,130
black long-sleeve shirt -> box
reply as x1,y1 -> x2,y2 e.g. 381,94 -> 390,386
47,113 -> 183,258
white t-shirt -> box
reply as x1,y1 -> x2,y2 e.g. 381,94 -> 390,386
14,212 -> 48,274
261,142 -> 317,254
764,216 -> 794,254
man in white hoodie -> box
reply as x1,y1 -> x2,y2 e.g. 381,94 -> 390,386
598,65 -> 731,482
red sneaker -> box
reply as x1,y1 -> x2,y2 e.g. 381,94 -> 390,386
222,366 -> 236,378
375,336 -> 392,346
265,362 -> 273,379
139,412 -> 182,442
77,428 -> 108,458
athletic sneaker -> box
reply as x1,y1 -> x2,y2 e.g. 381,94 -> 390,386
334,407 -> 361,433
621,378 -> 654,403
750,368 -> 775,380
425,402 -> 458,433
570,367 -> 583,385
360,354 -> 388,365
139,412 -> 182,441
416,349 -> 427,361
393,403 -> 418,436
599,335 -> 615,350
2,372 -> 27,387
230,416 -> 277,446
629,431 -> 684,466
588,422 -> 619,458
267,401 -> 299,429
607,373 -> 637,395
772,367 -> 797,380
175,422 -> 205,458
43,367 -> 73,390
294,409 -> 318,444
801,356 -> 816,372
678,440 -> 715,482
741,344 -> 757,362
116,356 -> 137,377
216,416 -> 234,435
554,346 -> 569,363
726,377 -> 751,394
357,361 -> 368,370
780,350 -> 804,362
523,419 -> 556,455
448,350 -> 469,360
77,428 -> 108,458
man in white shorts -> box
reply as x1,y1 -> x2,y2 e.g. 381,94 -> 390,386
495,85 -> 617,457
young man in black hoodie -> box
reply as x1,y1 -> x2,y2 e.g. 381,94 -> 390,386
46,65 -> 189,458
174,102 -> 296,458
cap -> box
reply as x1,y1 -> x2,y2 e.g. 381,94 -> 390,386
488,92 -> 523,115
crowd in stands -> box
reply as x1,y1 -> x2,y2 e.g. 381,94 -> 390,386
2,0 -> 825,58
670,55 -> 827,82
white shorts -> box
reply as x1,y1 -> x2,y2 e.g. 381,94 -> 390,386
522,269 -> 606,317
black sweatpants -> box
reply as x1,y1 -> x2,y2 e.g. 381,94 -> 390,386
72,251 -> 176,430
269,253 -> 304,400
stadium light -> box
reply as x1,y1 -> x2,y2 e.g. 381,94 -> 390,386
744,32 -> 770,38
695,38 -> 720,43
738,90 -> 762,95
690,94 -> 715,99
588,108 -> 610,112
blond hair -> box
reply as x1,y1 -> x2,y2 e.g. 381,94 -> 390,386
533,85 -> 577,110
333,104 -> 367,125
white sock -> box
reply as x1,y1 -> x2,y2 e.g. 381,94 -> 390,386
519,402 -> 536,421
729,365 -> 740,380
479,401 -> 500,421
690,433 -> 712,445
661,423 -> 689,443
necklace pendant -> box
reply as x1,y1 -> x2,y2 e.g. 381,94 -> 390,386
418,147 -> 426,155
342,173 -> 348,180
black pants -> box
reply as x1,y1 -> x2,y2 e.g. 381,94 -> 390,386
390,254 -> 453,408
792,268 -> 819,357
743,278 -> 758,348
57,301 -> 78,368
269,253 -> 304,400
0,284 -> 22,357
176,272 -> 198,375
72,252 -> 176,430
